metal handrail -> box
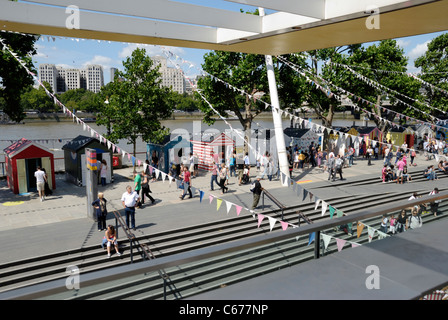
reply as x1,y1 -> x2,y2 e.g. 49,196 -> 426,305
261,189 -> 286,220
112,210 -> 174,300
2,191 -> 448,300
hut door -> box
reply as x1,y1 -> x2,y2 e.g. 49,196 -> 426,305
41,157 -> 52,189
16,159 -> 28,194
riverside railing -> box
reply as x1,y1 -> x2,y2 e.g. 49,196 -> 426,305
1,190 -> 448,300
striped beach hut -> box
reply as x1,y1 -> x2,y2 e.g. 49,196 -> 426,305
191,133 -> 235,171
3,138 -> 55,194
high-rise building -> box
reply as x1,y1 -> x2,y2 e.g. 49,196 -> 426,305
152,55 -> 186,94
38,64 -> 104,93
38,64 -> 58,92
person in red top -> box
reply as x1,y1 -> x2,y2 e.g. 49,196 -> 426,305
180,166 -> 193,200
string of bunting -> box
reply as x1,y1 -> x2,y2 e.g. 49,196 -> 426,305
325,59 -> 448,98
0,36 -> 210,201
281,55 -> 448,133
159,46 -> 391,248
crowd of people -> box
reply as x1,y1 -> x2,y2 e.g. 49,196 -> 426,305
379,188 -> 441,235
59,137 -> 442,258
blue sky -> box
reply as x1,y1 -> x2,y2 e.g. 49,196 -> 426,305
30,0 -> 447,84
32,30 -> 446,84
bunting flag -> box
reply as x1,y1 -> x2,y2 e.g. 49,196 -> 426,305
368,227 -> 376,243
216,198 -> 223,211
357,222 -> 365,238
336,238 -> 347,252
268,216 -> 277,232
257,214 -> 265,228
199,190 -> 204,203
308,232 -> 315,246
209,195 -> 214,204
322,233 -> 332,250
235,205 -> 242,216
321,201 -> 328,216
225,200 -> 232,214
280,221 -> 289,231
329,205 -> 336,219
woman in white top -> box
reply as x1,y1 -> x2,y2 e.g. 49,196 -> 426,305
100,159 -> 108,187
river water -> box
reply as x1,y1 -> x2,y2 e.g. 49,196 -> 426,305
0,116 -> 363,166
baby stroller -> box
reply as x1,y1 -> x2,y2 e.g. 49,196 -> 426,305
241,165 -> 251,185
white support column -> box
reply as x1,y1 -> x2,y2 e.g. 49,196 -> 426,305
259,8 -> 290,186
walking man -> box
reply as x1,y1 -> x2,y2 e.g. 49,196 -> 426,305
251,176 -> 263,210
34,166 -> 47,202
121,185 -> 140,231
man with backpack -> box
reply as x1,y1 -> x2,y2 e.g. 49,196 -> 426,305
251,176 -> 263,210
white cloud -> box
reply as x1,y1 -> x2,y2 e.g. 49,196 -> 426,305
408,40 -> 430,60
83,55 -> 116,69
396,39 -> 411,48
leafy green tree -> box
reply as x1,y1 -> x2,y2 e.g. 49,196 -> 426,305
0,32 -> 38,122
414,33 -> 448,116
20,82 -> 58,113
197,50 -> 270,151
170,91 -> 200,111
98,48 -> 173,160
59,88 -> 102,112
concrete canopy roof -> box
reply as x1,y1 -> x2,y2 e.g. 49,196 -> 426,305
0,0 -> 447,55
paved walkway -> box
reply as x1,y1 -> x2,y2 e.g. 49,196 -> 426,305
0,154 -> 444,264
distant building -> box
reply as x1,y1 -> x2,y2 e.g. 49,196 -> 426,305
38,64 -> 104,94
152,55 -> 186,94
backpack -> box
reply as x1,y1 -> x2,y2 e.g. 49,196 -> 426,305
250,181 -> 257,192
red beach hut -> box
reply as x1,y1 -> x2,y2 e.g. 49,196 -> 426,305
3,138 -> 55,194
191,133 -> 235,171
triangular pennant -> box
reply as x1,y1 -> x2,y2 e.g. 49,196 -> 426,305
302,189 -> 308,202
257,213 -> 265,228
199,190 -> 204,202
351,243 -> 361,248
235,205 -> 242,216
209,195 -> 214,204
314,198 -> 321,210
225,201 -> 232,214
336,209 -> 344,218
308,232 -> 315,246
368,226 -> 375,243
336,238 -> 346,252
322,233 -> 332,249
321,201 -> 328,216
357,222 -> 365,238
329,205 -> 336,219
216,198 -> 223,211
280,221 -> 289,231
268,216 -> 276,232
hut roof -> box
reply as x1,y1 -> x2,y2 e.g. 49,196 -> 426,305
62,135 -> 98,152
283,128 -> 313,138
3,138 -> 51,158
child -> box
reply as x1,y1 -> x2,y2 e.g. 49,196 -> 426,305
381,164 -> 388,183
389,214 -> 397,234
380,214 -> 388,234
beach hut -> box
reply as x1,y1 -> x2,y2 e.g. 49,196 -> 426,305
283,128 -> 320,150
62,135 -> 113,186
146,135 -> 192,173
191,132 -> 235,171
413,124 -> 436,148
356,126 -> 383,146
3,138 -> 55,194
386,127 -> 415,149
